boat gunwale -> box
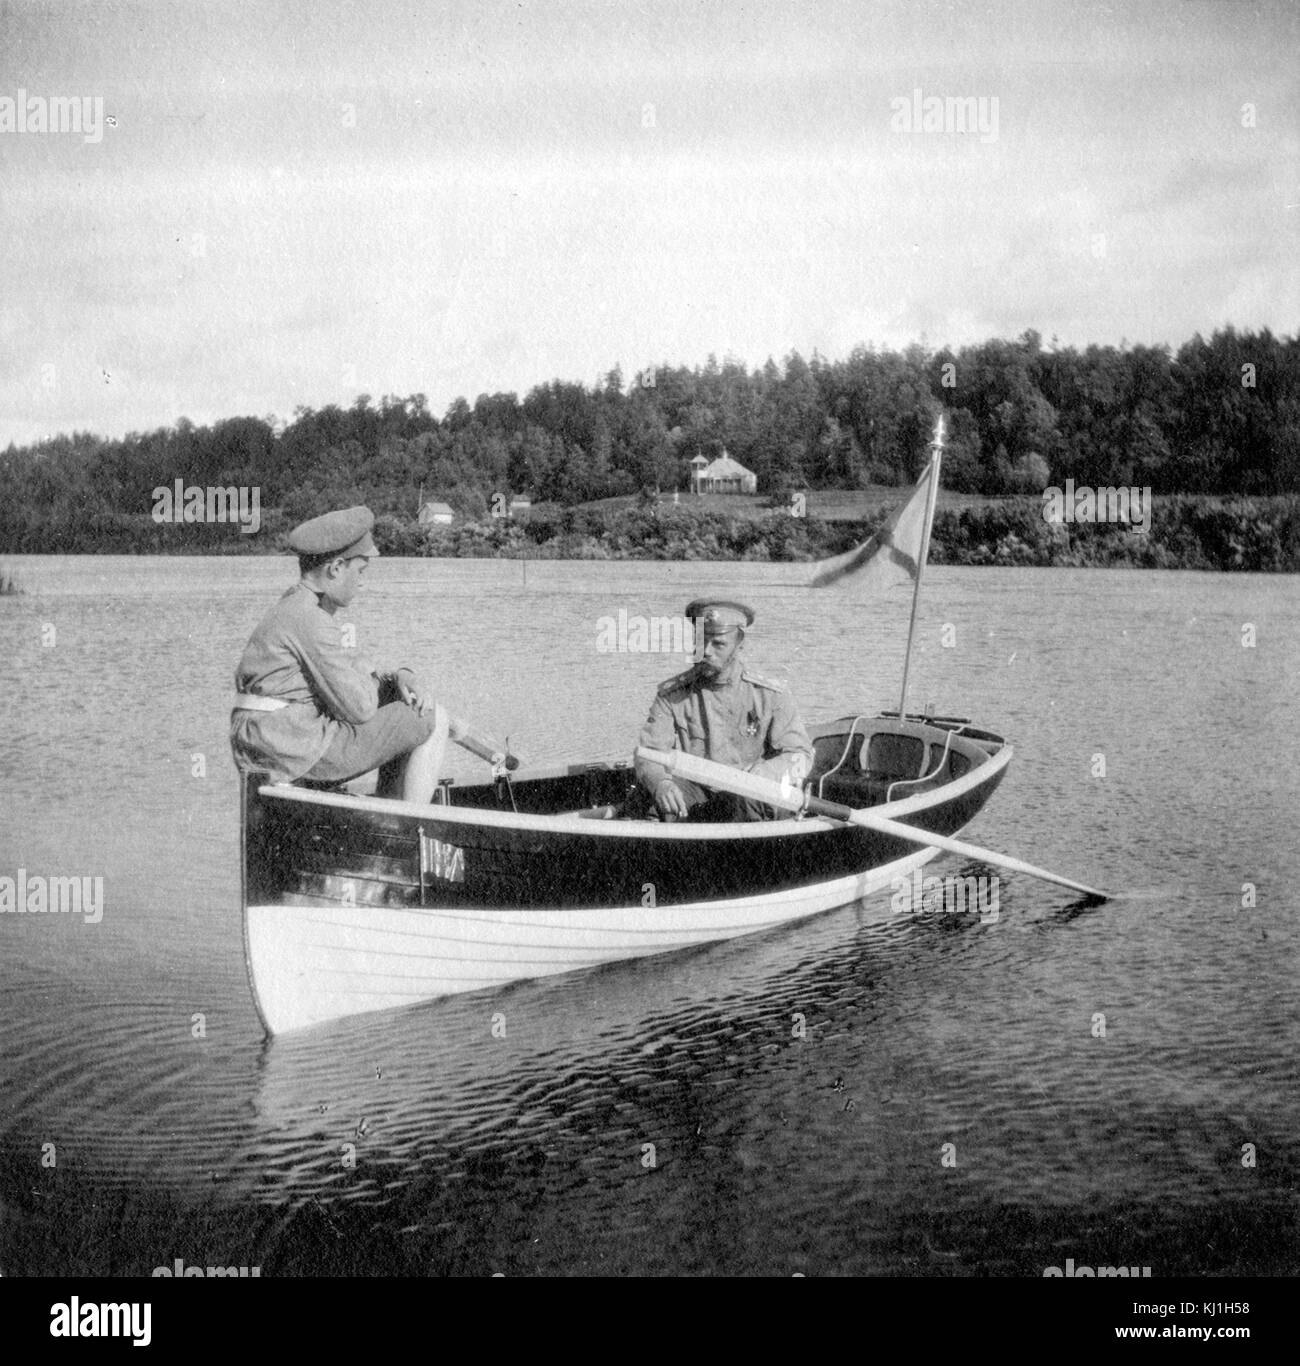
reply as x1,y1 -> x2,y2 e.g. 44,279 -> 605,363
250,725 -> 1014,841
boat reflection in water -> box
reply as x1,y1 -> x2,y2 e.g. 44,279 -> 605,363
244,878 -> 963,1218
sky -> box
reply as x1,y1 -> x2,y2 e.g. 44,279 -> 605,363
0,0 -> 1296,447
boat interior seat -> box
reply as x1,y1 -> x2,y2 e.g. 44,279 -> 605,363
809,732 -> 853,776
864,731 -> 928,779
808,727 -> 971,808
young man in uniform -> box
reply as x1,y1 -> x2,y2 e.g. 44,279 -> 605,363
634,598 -> 812,821
230,505 -> 448,803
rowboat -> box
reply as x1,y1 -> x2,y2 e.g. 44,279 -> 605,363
240,416 -> 1113,1036
240,712 -> 1013,1034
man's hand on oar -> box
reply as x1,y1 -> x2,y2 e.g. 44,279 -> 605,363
396,669 -> 437,715
634,745 -> 1112,903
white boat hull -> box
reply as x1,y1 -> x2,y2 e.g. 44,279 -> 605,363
246,844 -> 940,1034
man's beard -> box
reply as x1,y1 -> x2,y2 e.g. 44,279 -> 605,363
697,652 -> 729,680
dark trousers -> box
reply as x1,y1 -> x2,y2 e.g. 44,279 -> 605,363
305,700 -> 437,787
635,777 -> 778,822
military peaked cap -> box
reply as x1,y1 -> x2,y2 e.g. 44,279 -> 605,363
684,598 -> 755,635
288,506 -> 380,558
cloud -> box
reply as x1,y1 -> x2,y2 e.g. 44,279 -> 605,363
1,0 -> 1296,444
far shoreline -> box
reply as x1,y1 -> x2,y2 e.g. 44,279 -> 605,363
3,490 -> 1297,574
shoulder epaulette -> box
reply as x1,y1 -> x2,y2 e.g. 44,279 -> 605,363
657,666 -> 699,696
742,668 -> 788,692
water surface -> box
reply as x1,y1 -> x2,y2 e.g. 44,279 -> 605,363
0,556 -> 1296,1275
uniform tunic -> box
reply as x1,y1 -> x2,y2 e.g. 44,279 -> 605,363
230,580 -> 412,782
635,653 -> 813,799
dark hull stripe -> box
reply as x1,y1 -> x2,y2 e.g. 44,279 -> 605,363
246,769 -> 1006,913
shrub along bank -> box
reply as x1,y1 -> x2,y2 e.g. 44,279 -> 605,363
3,496 -> 1296,572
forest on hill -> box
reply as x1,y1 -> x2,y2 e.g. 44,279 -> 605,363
1,327 -> 1297,557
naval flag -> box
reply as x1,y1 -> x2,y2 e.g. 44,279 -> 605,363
807,416 -> 944,591
807,415 -> 945,717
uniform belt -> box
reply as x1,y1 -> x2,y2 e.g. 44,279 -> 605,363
232,693 -> 290,713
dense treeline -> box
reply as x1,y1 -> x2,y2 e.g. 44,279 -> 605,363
2,327 -> 1298,555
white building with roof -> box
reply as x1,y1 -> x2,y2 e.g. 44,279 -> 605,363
696,450 -> 757,494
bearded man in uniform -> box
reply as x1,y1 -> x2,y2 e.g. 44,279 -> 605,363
634,599 -> 812,821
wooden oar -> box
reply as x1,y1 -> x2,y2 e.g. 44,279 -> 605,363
635,746 -> 1111,902
449,715 -> 520,770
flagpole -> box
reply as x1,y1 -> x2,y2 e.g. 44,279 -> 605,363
897,414 -> 945,719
